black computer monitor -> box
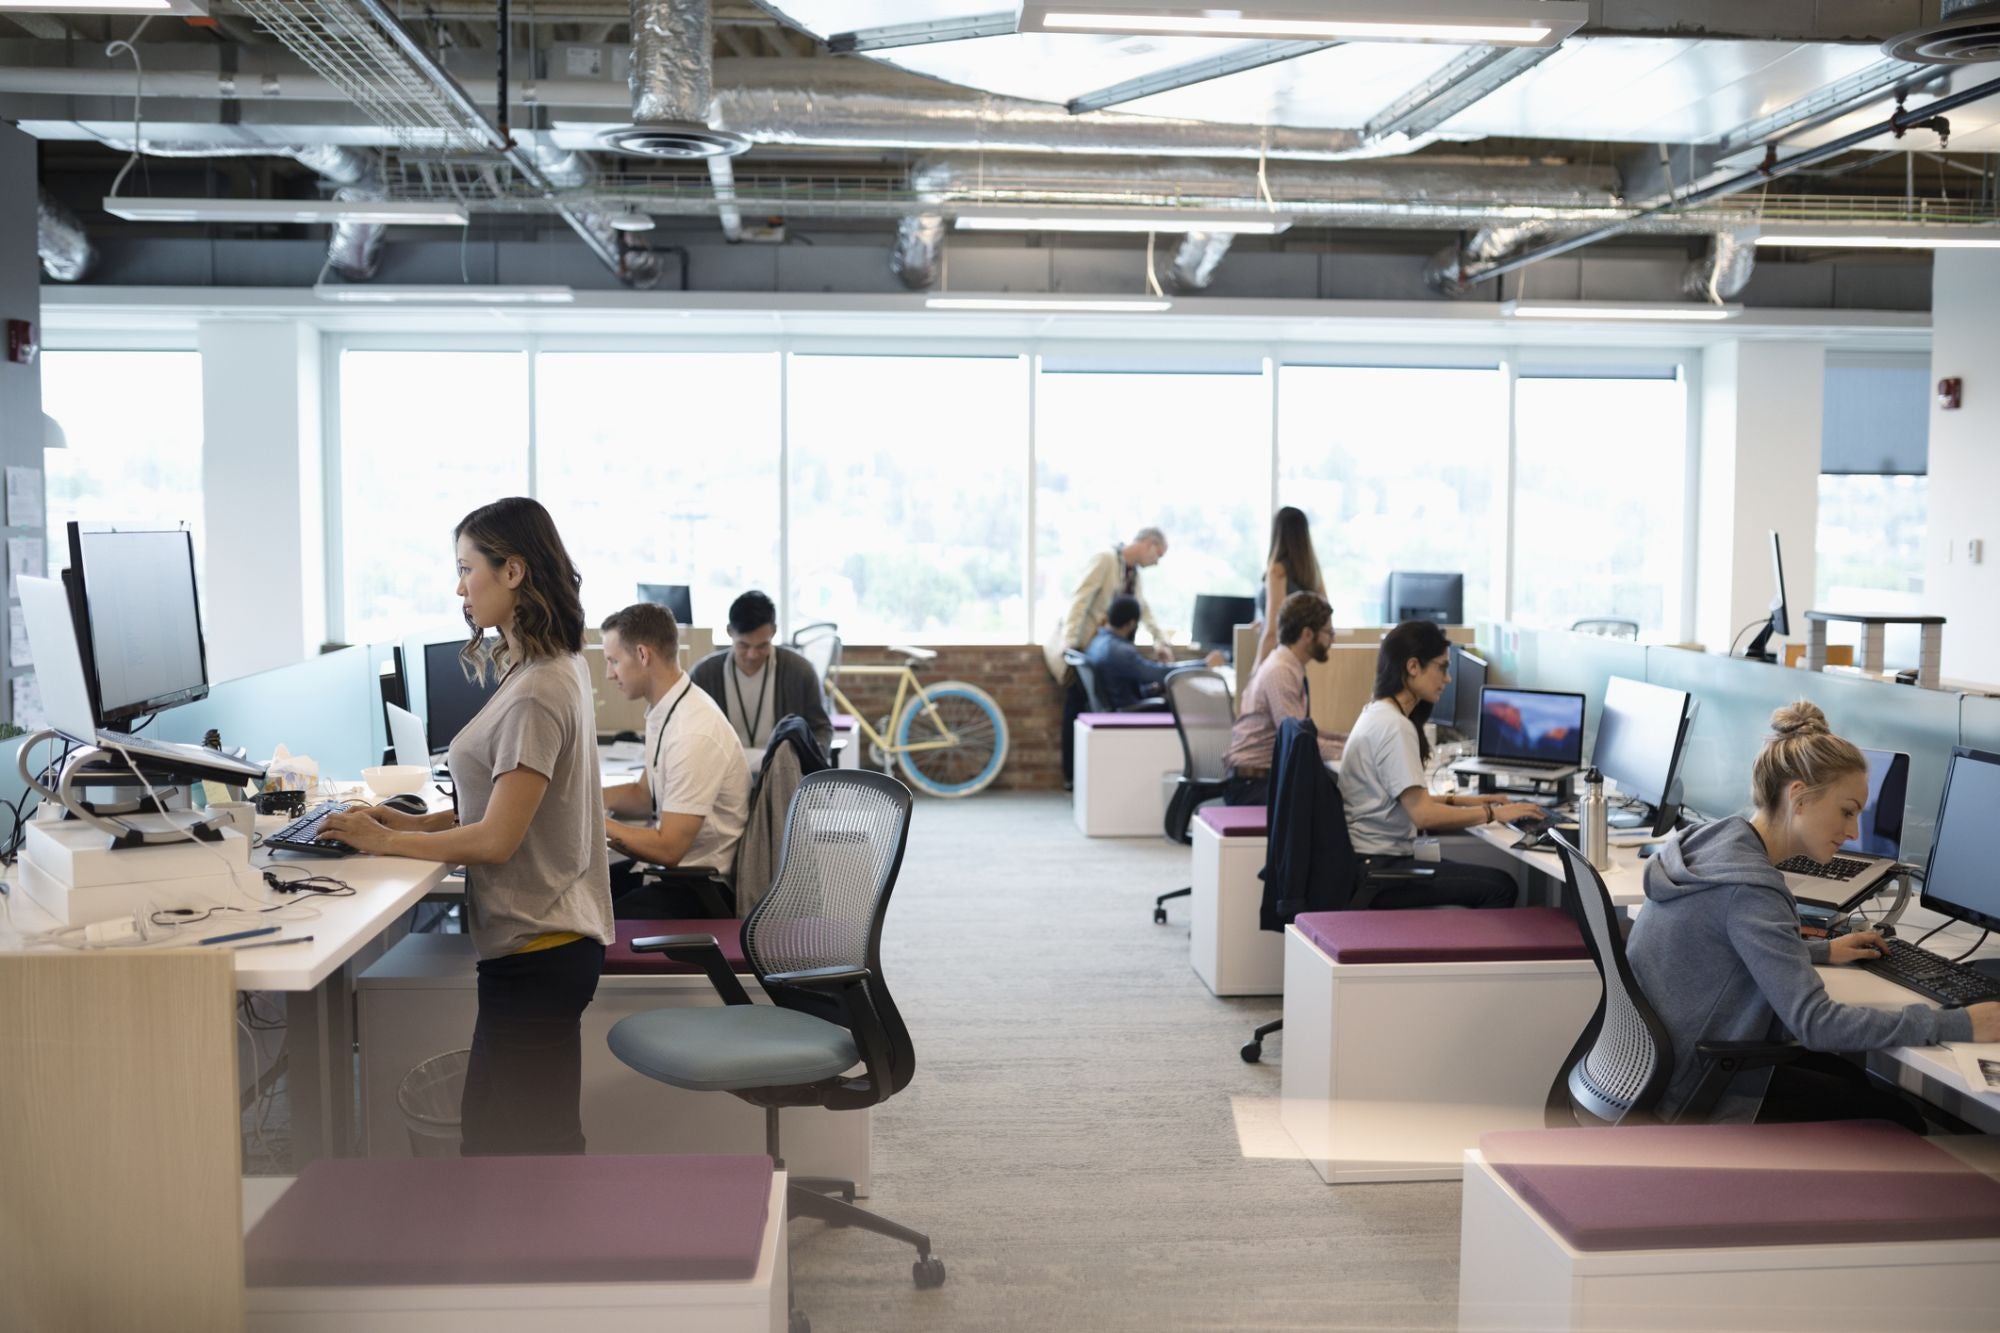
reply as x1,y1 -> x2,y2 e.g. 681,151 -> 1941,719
1743,530 -> 1789,662
1191,594 -> 1257,653
422,639 -> 498,753
1919,746 -> 2000,934
637,583 -> 693,625
1592,676 -> 1692,835
1386,570 -> 1464,625
1847,748 -> 1910,860
1477,687 -> 1585,767
63,522 -> 209,730
1446,646 -> 1487,737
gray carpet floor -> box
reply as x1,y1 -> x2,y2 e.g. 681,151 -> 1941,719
788,793 -> 1463,1333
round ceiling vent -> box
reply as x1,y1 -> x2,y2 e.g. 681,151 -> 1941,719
608,210 -> 656,232
598,124 -> 749,159
1884,0 -> 2000,63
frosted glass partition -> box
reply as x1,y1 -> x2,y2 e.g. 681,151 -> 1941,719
1489,626 -> 1649,759
0,732 -> 35,816
154,646 -> 380,783
1960,694 -> 2000,756
1642,649 -> 1964,862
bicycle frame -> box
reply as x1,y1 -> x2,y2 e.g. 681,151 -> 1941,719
825,664 -> 962,756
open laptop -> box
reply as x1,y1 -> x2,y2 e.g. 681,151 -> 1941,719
386,702 -> 431,769
1782,747 -> 1909,912
1453,686 -> 1586,782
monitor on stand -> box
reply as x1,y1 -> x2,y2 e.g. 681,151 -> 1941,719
1191,594 -> 1257,658
636,583 -> 693,625
1742,530 -> 1789,662
1386,570 -> 1464,626
1918,749 -> 2000,968
64,522 -> 210,731
1447,646 -> 1487,739
422,640 -> 499,755
1591,676 -> 1693,837
379,646 -> 410,765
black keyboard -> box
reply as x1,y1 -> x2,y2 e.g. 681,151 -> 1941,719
1778,854 -> 1873,881
1856,937 -> 2000,1007
264,800 -> 356,857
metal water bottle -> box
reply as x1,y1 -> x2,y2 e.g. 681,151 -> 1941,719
1581,767 -> 1610,870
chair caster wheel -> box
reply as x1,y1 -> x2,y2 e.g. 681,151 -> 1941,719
1153,907 -> 1168,924
1240,1042 -> 1262,1063
789,1310 -> 812,1333
913,1255 -> 947,1289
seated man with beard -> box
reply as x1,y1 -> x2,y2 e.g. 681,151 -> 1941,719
1221,591 -> 1344,806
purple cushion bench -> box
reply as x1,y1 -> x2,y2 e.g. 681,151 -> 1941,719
243,1154 -> 787,1331
1278,909 -> 1602,1184
1460,1122 -> 2000,1331
1073,711 -> 1185,837
1191,805 -> 1276,996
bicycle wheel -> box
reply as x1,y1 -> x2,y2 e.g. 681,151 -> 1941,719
894,681 -> 1008,798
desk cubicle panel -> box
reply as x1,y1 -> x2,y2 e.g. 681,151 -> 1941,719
1641,647 -> 1964,863
156,644 -> 383,781
1489,628 -> 1648,762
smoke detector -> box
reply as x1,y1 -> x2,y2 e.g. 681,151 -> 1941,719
1884,0 -> 2000,64
599,124 -> 749,159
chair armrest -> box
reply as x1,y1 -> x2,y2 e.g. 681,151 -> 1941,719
1679,1040 -> 1804,1122
761,964 -> 895,1105
628,934 -> 753,1006
764,964 -> 871,988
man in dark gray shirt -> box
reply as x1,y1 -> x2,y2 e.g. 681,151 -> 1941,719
689,588 -> 834,758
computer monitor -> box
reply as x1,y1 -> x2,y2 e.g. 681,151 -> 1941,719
1448,646 -> 1487,737
637,583 -> 693,625
1919,746 -> 2000,934
422,639 -> 498,754
63,522 -> 209,729
1433,643 -> 1480,736
1591,676 -> 1692,835
1191,594 -> 1257,654
1477,687 -> 1586,767
1847,748 -> 1910,860
1742,530 -> 1789,662
1386,570 -> 1463,626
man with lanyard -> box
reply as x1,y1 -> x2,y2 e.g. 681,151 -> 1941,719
600,602 -> 750,912
690,589 -> 834,763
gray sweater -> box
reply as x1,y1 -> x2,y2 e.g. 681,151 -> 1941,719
1627,815 -> 1972,1122
689,646 -> 833,757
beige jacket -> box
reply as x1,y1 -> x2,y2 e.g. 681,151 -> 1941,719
1041,546 -> 1168,680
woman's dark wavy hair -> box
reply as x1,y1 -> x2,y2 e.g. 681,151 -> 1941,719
454,497 -> 586,684
1266,505 -> 1322,597
1373,619 -> 1451,763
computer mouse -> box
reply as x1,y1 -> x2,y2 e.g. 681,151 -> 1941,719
380,793 -> 430,816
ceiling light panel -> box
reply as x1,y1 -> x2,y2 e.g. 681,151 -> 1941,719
1017,0 -> 1587,46
926,296 -> 1175,312
1502,301 -> 1741,322
1754,226 -> 2000,249
313,285 -> 574,304
105,198 -> 469,226
954,209 -> 1290,234
0,0 -> 206,11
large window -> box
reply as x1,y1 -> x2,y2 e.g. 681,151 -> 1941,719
338,350 -> 529,643
1512,374 -> 1687,636
1035,366 -> 1272,645
786,354 -> 1028,643
41,351 -> 206,570
536,352 -> 781,629
1276,366 -> 1506,626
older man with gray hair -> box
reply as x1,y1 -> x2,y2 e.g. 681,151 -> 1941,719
1043,526 -> 1178,785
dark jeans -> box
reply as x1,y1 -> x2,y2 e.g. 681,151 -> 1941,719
1060,678 -> 1088,784
1755,1050 -> 1927,1134
1222,774 -> 1268,807
462,936 -> 605,1157
1357,855 -> 1519,910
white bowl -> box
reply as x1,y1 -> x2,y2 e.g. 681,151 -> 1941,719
363,765 -> 430,798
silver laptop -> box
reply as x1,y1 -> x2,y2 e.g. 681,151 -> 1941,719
1783,748 -> 1909,912
387,702 -> 431,769
1452,686 -> 1586,783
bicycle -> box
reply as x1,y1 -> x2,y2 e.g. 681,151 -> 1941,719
824,645 -> 1009,798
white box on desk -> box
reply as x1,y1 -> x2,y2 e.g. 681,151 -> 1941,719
18,819 -> 255,926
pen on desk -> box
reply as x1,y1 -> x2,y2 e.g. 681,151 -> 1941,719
231,934 -> 314,951
199,924 -> 281,946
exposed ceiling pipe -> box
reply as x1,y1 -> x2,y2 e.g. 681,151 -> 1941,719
706,153 -> 743,240
36,188 -> 94,282
1681,228 -> 1759,302
603,0 -> 747,158
890,212 -> 944,289
1164,232 -> 1232,292
1425,221 -> 1558,296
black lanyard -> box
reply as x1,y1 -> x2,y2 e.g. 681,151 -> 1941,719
727,658 -> 773,748
650,676 -> 694,774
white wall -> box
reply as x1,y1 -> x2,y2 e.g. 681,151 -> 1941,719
1925,251 -> 2000,685
198,321 -> 324,681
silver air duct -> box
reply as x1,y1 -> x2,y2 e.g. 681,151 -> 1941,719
37,189 -> 95,283
890,212 -> 945,290
1681,228 -> 1759,301
1164,232 -> 1232,292
602,0 -> 748,159
1424,221 -> 1561,297
1885,0 -> 2000,64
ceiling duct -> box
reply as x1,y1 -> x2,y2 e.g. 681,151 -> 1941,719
1884,0 -> 2000,64
600,0 -> 748,158
1682,228 -> 1758,302
890,212 -> 945,289
37,189 -> 94,283
1424,221 -> 1559,297
1163,231 -> 1232,292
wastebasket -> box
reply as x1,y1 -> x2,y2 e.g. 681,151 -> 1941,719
397,1048 -> 471,1158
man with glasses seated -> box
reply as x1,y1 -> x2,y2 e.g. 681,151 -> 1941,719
1221,591 -> 1345,806
690,589 -> 833,762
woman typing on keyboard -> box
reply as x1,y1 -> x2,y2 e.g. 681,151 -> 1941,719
321,498 -> 614,1156
1627,700 -> 2000,1126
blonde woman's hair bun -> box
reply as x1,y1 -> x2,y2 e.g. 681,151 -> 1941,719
1769,700 -> 1830,739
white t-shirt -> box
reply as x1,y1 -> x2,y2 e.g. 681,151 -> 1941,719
644,674 -> 752,876
723,657 -> 780,752
1337,698 -> 1428,857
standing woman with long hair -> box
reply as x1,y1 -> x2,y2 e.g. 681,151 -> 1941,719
324,497 -> 614,1155
1255,506 -> 1325,665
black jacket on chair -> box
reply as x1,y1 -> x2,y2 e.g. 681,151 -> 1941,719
1259,717 -> 1367,930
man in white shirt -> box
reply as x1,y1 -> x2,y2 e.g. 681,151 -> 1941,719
600,603 -> 751,894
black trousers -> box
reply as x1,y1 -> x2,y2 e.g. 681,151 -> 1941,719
1755,1051 -> 1927,1134
1060,678 -> 1088,785
462,936 -> 605,1157
1222,774 -> 1268,807
1357,855 -> 1519,910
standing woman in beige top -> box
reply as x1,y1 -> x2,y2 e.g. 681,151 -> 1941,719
325,497 -> 614,1155
1254,506 -> 1325,666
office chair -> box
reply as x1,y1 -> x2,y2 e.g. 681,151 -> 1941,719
1544,832 -> 1801,1126
1570,619 -> 1640,641
791,622 -> 842,688
606,769 -> 945,1292
1154,667 -> 1234,924
1064,649 -> 1168,716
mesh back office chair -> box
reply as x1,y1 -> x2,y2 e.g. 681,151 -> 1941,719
606,770 -> 945,1293
1570,619 -> 1641,640
791,622 -> 842,687
1152,667 -> 1235,924
1545,832 -> 1801,1126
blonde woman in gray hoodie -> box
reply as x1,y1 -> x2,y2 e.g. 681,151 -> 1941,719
1627,700 -> 2000,1125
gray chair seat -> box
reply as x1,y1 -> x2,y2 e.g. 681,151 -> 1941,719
608,1005 -> 860,1093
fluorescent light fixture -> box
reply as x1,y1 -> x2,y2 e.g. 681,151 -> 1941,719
313,285 -> 575,305
954,209 -> 1291,235
3,0 -> 206,13
1502,300 -> 1742,322
1018,0 -> 1586,46
1754,226 -> 2000,250
105,197 -> 469,226
926,296 -> 1175,313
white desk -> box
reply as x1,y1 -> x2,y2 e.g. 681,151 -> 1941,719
1465,822 -> 1652,909
1819,964 -> 2000,1135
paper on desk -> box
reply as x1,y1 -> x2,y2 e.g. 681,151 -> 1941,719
1944,1042 -> 2000,1095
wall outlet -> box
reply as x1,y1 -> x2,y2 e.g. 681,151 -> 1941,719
1969,539 -> 1984,567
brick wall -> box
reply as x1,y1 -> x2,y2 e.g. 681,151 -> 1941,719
831,645 -> 1065,792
